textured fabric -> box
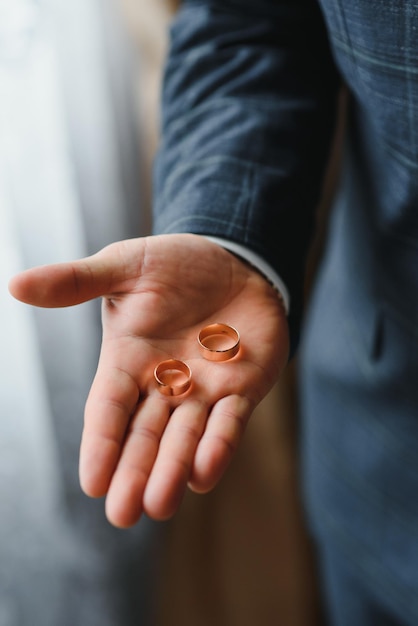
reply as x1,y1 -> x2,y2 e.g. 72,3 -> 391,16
153,0 -> 340,353
318,541 -> 407,626
152,1 -> 418,624
299,2 -> 418,622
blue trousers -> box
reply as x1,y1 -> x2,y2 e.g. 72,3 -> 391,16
318,543 -> 406,626
298,193 -> 418,626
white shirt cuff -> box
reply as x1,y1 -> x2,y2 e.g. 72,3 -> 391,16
204,236 -> 290,315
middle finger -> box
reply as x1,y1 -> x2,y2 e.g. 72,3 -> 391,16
143,398 -> 209,520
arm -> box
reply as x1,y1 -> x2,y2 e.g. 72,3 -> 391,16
153,0 -> 340,353
9,0 -> 339,528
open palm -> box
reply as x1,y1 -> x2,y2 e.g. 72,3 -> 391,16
9,234 -> 289,527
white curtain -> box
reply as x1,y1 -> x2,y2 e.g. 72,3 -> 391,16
0,1 -> 162,624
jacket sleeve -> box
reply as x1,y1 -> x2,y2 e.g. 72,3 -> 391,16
152,0 -> 340,354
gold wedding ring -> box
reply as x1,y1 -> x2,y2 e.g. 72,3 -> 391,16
154,359 -> 192,396
198,323 -> 240,361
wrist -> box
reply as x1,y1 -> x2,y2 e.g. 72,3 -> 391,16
203,236 -> 290,315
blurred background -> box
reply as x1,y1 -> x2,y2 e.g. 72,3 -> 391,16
1,0 -> 326,624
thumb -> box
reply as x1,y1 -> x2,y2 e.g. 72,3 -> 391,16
8,243 -> 138,308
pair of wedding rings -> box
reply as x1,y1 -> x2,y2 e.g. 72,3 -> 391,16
154,323 -> 240,396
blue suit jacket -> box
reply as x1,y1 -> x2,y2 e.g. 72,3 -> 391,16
153,0 -> 418,617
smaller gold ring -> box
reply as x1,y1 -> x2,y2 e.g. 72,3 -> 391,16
154,359 -> 192,396
198,323 -> 240,362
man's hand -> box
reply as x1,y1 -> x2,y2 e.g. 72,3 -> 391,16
9,234 -> 289,527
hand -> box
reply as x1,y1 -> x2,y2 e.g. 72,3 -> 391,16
9,234 -> 289,527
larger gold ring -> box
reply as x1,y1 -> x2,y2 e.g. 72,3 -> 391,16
198,323 -> 240,361
154,359 -> 192,396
